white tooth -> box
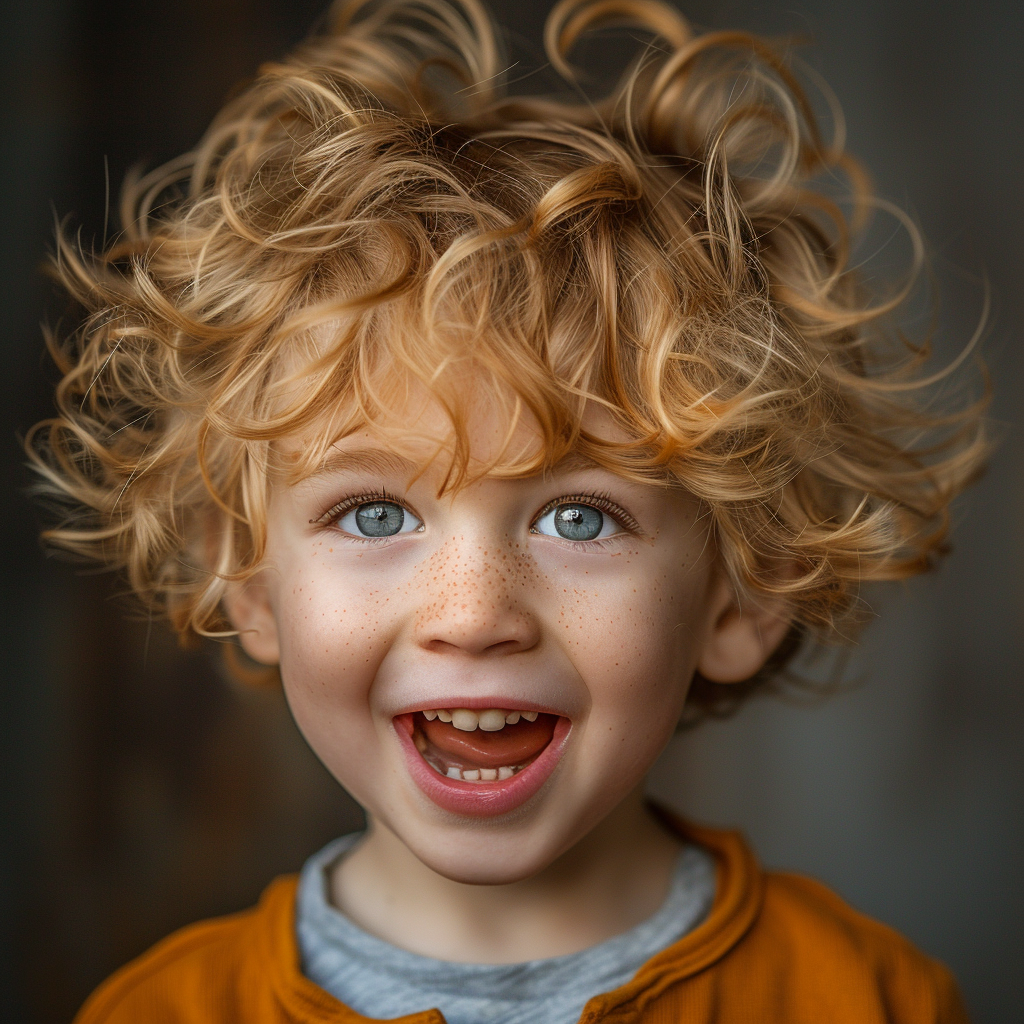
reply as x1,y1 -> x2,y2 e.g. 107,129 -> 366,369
446,766 -> 462,779
478,709 -> 506,732
504,711 -> 520,725
498,766 -> 515,780
451,709 -> 479,732
521,711 -> 539,722
414,732 -> 428,753
480,768 -> 498,781
437,710 -> 453,723
462,769 -> 481,781
422,710 -> 438,721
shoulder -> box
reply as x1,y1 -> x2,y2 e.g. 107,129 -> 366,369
759,869 -> 942,962
715,868 -> 969,1023
72,876 -> 346,1024
634,816 -> 970,1024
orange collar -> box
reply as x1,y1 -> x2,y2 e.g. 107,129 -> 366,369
252,811 -> 763,1023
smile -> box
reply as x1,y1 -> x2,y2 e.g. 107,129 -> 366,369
416,708 -> 550,780
393,706 -> 571,817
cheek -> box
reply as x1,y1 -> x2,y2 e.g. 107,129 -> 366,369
272,545 -> 411,787
274,542 -> 405,706
549,551 -> 706,688
545,548 -> 712,776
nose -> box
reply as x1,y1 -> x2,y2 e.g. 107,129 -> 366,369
413,536 -> 541,656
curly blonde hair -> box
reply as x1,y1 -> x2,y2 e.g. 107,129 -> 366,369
28,0 -> 986,715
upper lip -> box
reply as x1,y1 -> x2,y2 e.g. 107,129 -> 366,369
394,698 -> 568,717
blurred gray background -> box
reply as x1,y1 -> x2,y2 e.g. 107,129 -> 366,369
1,0 -> 1020,1020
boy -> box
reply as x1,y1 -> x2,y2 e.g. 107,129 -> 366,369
30,0 -> 984,1019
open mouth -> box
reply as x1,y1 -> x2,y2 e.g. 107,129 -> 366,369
412,708 -> 558,781
394,706 -> 570,816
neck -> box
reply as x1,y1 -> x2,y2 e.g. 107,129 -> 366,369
329,791 -> 683,963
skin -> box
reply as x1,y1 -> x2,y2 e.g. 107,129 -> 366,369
225,399 -> 790,963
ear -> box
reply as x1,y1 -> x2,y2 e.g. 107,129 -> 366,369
222,574 -> 281,666
697,573 -> 792,684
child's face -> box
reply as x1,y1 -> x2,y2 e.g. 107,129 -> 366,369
228,395 -> 783,884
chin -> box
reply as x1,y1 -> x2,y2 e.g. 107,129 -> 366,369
402,825 -> 566,886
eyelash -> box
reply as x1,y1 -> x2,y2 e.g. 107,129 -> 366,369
531,493 -> 640,539
312,489 -> 408,537
313,490 -> 638,543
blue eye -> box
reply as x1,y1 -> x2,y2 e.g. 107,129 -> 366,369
533,502 -> 620,542
338,501 -> 422,538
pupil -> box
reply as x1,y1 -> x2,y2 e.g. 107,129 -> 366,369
554,503 -> 603,541
356,502 -> 404,537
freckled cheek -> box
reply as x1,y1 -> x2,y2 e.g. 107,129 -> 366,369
549,571 -> 704,744
551,578 -> 694,678
274,572 -> 406,706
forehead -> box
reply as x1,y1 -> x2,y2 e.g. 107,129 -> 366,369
306,439 -> 618,487
281,374 -> 646,491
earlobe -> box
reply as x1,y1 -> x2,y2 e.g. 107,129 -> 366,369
222,575 -> 281,666
697,576 -> 792,684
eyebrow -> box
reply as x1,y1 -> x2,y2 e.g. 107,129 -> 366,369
309,448 -> 421,480
307,446 -> 613,485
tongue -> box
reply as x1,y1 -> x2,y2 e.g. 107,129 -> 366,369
420,714 -> 557,768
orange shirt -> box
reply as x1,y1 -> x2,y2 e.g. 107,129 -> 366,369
73,819 -> 969,1024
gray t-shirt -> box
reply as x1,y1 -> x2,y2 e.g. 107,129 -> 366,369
296,833 -> 716,1024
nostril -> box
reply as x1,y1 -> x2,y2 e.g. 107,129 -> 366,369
486,638 -> 528,654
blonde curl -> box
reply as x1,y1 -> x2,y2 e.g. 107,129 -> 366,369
27,0 -> 988,717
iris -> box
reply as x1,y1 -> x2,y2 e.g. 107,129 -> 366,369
355,501 -> 405,536
552,503 -> 603,541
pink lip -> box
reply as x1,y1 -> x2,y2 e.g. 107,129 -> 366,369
393,713 -> 572,817
400,698 -> 555,714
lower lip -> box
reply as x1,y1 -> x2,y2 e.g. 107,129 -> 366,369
394,714 -> 572,817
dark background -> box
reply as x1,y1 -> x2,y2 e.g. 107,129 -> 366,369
1,0 -> 1021,1020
